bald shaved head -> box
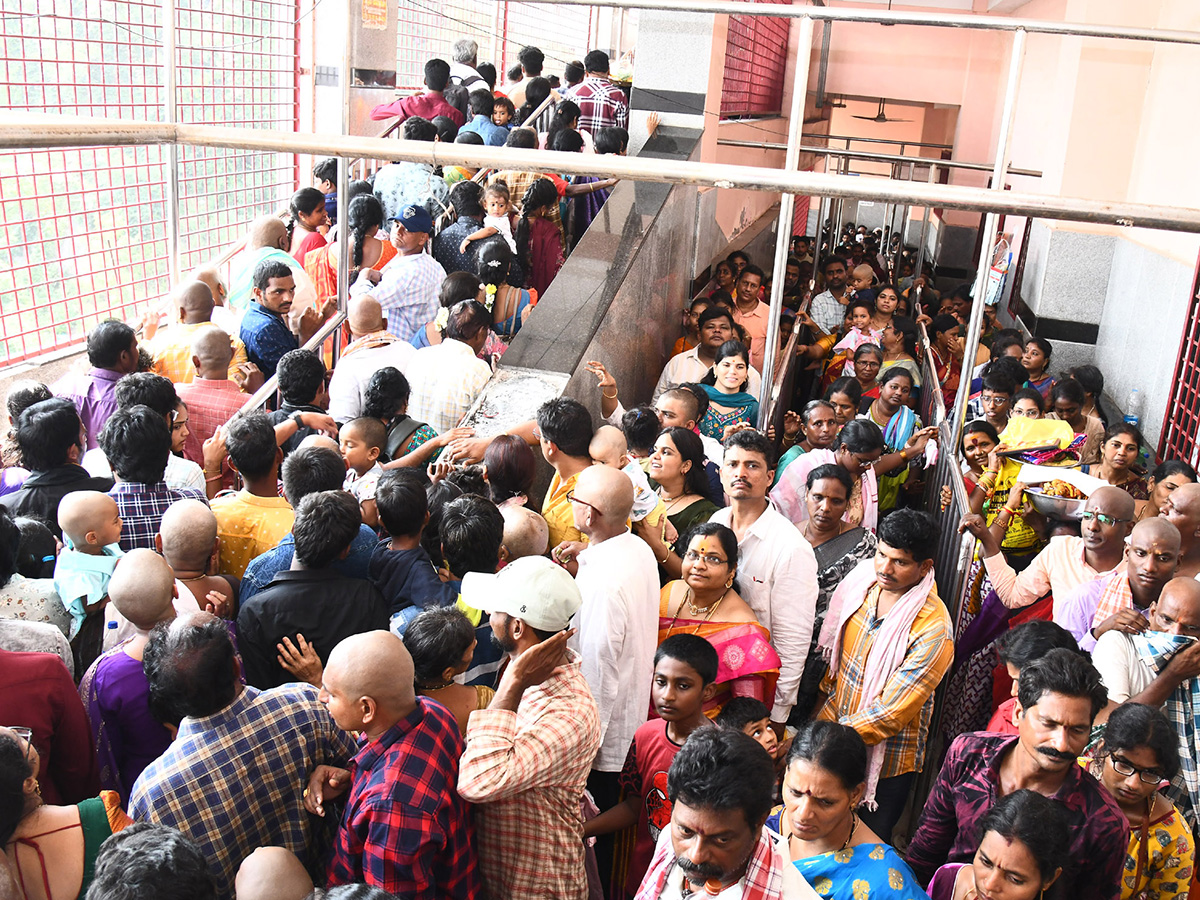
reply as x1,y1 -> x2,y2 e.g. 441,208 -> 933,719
322,631 -> 417,735
348,295 -> 385,337
1132,516 -> 1181,550
109,548 -> 176,630
190,265 -> 226,306
248,215 -> 289,252
176,280 -> 215,324
501,506 -> 549,560
588,425 -> 628,469
1164,483 -> 1200,543
1152,576 -> 1200,635
574,462 -> 635,527
191,325 -> 234,373
297,433 -> 340,453
1087,486 -> 1136,521
235,847 -> 313,900
159,499 -> 219,571
57,490 -> 120,550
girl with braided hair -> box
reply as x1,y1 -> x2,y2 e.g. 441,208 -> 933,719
285,186 -> 329,265
302,193 -> 396,307
515,177 -> 564,298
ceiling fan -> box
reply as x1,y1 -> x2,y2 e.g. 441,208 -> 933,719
854,98 -> 912,124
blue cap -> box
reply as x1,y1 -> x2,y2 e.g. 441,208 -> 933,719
389,204 -> 433,234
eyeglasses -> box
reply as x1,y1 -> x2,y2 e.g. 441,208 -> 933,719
683,550 -> 727,566
1081,511 -> 1132,526
565,490 -> 602,517
1109,754 -> 1164,785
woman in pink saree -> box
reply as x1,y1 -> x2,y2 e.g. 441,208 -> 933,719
657,523 -> 780,717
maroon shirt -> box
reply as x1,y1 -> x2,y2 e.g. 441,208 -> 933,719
906,732 -> 1128,900
370,91 -> 465,127
0,648 -> 100,804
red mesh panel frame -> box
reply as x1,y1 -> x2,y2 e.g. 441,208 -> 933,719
721,0 -> 791,119
0,0 -> 298,367
1157,251 -> 1200,467
393,2 -> 596,94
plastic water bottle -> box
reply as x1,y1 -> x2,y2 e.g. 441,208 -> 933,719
1124,388 -> 1143,429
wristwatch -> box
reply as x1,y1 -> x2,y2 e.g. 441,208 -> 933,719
290,410 -> 306,429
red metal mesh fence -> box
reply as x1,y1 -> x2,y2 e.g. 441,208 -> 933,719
721,0 -> 791,119
0,0 -> 298,367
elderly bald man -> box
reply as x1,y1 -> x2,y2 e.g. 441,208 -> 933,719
226,214 -> 319,323
131,612 -> 356,899
235,847 -> 313,900
307,631 -> 481,898
326,294 -> 416,422
554,463 -> 660,839
963,484 -> 1137,618
148,280 -> 253,386
1058,516 -> 1181,651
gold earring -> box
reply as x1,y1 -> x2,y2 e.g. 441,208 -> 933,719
725,578 -> 734,588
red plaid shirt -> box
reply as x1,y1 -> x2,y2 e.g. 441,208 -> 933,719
176,378 -> 245,486
574,76 -> 629,135
327,698 -> 481,899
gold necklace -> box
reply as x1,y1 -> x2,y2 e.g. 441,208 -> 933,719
666,586 -> 729,636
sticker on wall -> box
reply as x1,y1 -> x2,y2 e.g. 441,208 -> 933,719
362,0 -> 388,29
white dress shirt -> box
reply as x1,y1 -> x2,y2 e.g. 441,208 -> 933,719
571,531 -> 661,772
406,338 -> 491,433
652,346 -> 762,402
709,500 -> 818,723
326,340 -> 416,422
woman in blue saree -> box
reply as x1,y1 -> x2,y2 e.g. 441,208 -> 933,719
767,720 -> 929,899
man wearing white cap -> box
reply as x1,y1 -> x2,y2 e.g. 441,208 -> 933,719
457,556 -> 602,900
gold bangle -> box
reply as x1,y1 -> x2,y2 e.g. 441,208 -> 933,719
601,388 -> 618,399
656,547 -> 670,564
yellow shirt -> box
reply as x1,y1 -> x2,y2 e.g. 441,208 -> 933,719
210,491 -> 294,579
542,471 -> 584,549
151,322 -> 250,385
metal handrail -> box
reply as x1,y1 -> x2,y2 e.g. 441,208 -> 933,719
534,0 -> 1200,45
717,139 -> 1043,178
471,91 -> 559,185
237,310 -> 348,415
9,115 -> 1200,233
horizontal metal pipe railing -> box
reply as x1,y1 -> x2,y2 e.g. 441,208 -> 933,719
532,0 -> 1200,45
4,114 -> 1200,233
717,139 -> 1043,178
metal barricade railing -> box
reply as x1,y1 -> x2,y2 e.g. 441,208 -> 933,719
235,310 -> 348,417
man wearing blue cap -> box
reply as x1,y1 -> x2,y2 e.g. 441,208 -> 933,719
355,204 -> 447,341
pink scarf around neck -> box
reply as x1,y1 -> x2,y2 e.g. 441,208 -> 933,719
818,557 -> 938,807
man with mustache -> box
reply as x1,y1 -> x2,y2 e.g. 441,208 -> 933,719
633,726 -> 804,899
906,649 -> 1128,899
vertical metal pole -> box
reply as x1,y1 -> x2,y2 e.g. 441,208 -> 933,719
334,0 -> 353,365
951,26 -> 1027,446
915,163 -> 933,279
758,15 -> 814,426
162,0 -> 180,285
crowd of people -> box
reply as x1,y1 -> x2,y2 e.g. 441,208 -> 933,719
1,33 -> 1198,900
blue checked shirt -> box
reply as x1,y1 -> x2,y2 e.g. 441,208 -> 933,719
372,253 -> 446,341
108,481 -> 207,552
130,683 -> 356,900
239,303 -> 299,378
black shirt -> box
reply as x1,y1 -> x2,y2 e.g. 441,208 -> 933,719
236,568 -> 388,689
0,465 -> 115,537
267,403 -> 327,459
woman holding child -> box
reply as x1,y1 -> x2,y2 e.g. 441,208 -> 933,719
657,524 -> 779,717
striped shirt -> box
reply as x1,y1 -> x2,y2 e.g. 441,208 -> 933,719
457,651 -> 600,900
818,583 -> 953,778
129,683 -> 356,899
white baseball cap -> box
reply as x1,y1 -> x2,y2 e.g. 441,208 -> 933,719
461,556 -> 582,633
